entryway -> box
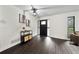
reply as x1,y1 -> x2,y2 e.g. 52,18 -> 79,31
40,20 -> 47,36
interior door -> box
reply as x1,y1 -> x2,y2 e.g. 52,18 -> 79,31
40,20 -> 47,36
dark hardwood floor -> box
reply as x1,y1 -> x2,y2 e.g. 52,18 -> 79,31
0,35 -> 79,54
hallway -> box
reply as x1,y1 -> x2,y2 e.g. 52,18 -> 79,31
1,36 -> 79,54
0,0 -> 79,59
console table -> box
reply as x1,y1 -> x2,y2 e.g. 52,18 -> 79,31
20,30 -> 32,43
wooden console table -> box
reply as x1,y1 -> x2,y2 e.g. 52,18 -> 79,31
20,30 -> 32,43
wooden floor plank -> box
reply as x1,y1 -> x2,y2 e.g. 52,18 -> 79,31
0,35 -> 79,54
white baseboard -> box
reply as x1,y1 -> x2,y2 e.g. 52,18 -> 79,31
33,33 -> 38,37
0,33 -> 20,52
0,41 -> 20,52
50,36 -> 69,40
0,33 -> 38,52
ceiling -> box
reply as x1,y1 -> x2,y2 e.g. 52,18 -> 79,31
15,5 -> 79,17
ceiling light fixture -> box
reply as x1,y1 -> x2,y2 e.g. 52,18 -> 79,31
33,12 -> 36,16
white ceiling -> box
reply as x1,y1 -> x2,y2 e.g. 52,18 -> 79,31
15,5 -> 79,17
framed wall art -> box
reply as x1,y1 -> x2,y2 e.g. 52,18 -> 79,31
26,19 -> 30,27
19,13 -> 26,23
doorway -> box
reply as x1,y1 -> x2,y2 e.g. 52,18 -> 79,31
40,20 -> 47,36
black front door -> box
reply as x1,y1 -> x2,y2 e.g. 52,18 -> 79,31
40,20 -> 47,36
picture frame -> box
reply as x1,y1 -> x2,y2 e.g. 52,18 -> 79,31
19,13 -> 26,23
26,19 -> 30,26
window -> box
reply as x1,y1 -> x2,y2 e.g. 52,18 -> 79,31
41,21 -> 46,25
67,16 -> 75,38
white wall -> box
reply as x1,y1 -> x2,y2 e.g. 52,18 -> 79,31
24,12 -> 38,36
0,6 -> 38,52
40,11 -> 79,40
0,6 -> 23,52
